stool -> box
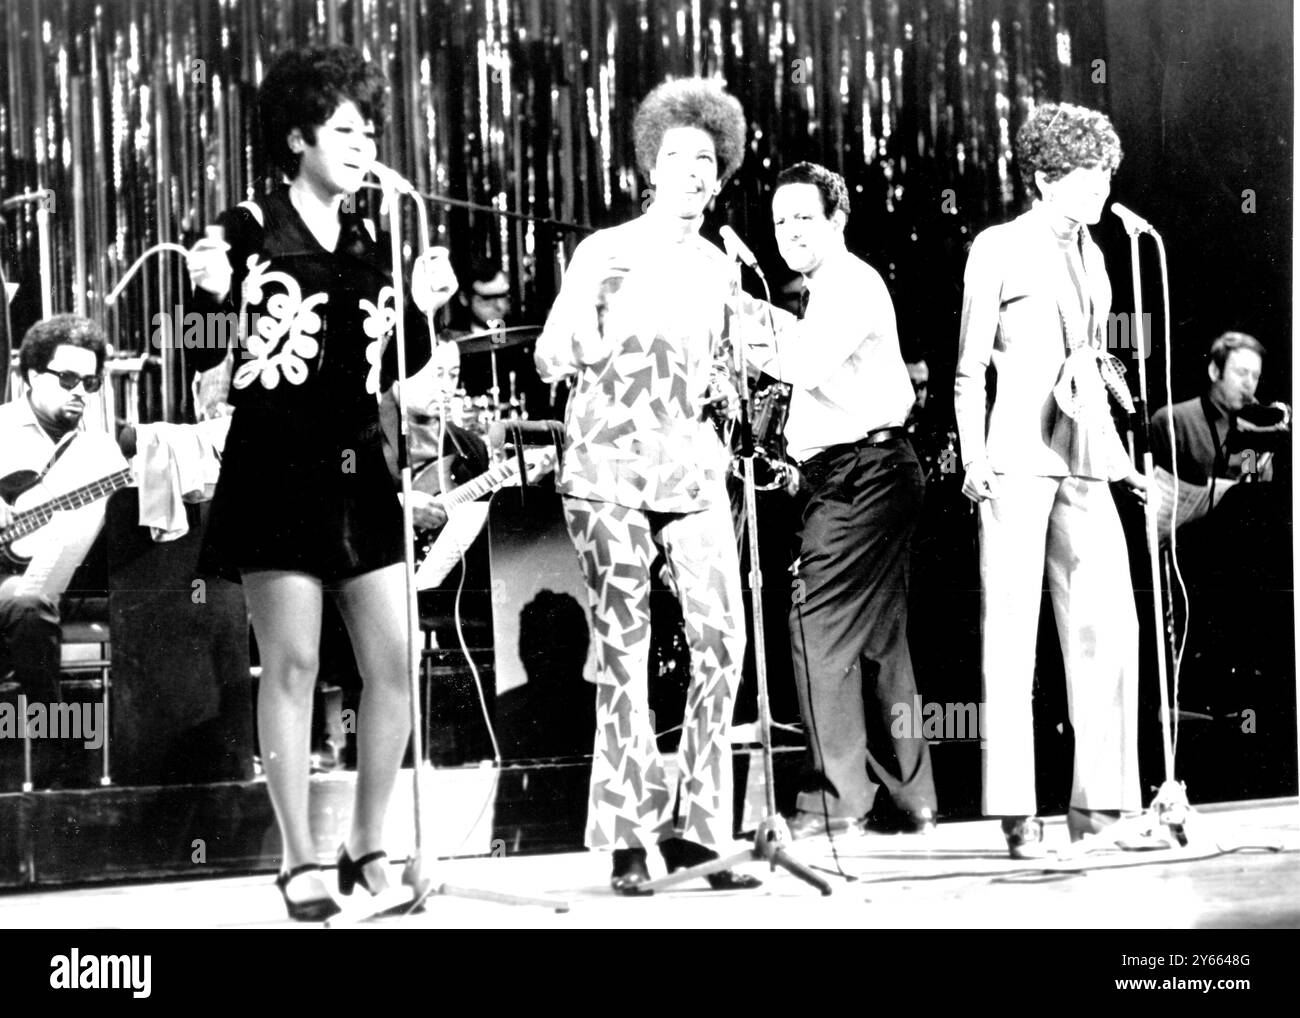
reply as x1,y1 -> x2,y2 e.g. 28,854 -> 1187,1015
0,679 -> 29,791
58,620 -> 112,787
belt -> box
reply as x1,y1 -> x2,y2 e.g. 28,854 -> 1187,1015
802,426 -> 909,466
860,425 -> 908,448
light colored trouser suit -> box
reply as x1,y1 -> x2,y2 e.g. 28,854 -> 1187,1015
978,474 -> 1142,816
563,496 -> 745,850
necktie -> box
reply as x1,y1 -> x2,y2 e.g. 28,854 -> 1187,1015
797,285 -> 810,320
1062,230 -> 1092,348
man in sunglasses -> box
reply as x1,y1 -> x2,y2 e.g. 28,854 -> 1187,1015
0,315 -> 126,783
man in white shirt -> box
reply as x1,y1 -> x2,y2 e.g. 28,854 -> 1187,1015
0,315 -> 126,715
748,162 -> 936,837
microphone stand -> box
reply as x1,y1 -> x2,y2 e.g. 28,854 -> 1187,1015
104,242 -> 191,428
401,186 -> 591,421
352,178 -> 568,919
405,189 -> 595,237
641,257 -> 831,896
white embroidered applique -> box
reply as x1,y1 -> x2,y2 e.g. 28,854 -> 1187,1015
358,285 -> 397,395
232,256 -> 327,390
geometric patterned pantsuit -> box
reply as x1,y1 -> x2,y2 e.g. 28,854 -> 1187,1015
563,494 -> 745,850
977,474 -> 1143,816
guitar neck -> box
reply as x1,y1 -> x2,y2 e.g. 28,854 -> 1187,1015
441,460 -> 521,508
2,468 -> 134,544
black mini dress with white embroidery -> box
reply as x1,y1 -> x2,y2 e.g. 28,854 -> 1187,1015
195,187 -> 427,583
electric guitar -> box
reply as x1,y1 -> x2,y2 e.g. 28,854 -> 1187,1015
412,447 -> 556,567
0,466 -> 134,590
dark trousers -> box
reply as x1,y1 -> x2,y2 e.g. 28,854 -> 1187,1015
789,438 -> 936,819
0,577 -> 62,704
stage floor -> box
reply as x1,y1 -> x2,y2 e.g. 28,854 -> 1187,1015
1,797 -> 1296,929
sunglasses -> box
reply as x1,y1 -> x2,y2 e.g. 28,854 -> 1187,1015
40,368 -> 103,393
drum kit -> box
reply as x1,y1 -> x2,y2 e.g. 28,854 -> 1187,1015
445,321 -> 545,436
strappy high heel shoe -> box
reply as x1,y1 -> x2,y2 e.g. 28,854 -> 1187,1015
338,846 -> 431,916
659,837 -> 762,891
275,863 -> 342,922
337,846 -> 389,896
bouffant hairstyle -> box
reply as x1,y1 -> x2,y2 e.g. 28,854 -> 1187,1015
20,314 -> 107,381
775,162 -> 851,219
632,78 -> 748,184
1016,102 -> 1123,194
260,45 -> 388,178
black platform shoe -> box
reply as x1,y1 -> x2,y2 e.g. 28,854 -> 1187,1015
275,863 -> 342,922
610,848 -> 653,896
659,837 -> 762,891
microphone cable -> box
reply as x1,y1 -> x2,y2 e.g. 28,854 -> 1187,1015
1151,231 -> 1190,760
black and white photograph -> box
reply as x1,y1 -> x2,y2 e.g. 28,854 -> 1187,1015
0,0 -> 1294,981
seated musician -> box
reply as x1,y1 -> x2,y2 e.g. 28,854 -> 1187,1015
441,259 -> 547,420
378,336 -> 493,645
1149,330 -> 1291,716
380,335 -> 490,524
1150,331 -> 1288,500
0,315 -> 127,729
443,260 -> 513,338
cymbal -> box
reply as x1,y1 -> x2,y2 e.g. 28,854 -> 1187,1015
450,324 -> 542,355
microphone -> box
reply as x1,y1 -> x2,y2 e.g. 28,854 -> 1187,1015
1111,202 -> 1156,235
719,225 -> 763,276
370,161 -> 418,196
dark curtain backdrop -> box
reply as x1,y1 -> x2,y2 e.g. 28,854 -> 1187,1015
1105,0 -> 1292,409
2,0 -> 1118,421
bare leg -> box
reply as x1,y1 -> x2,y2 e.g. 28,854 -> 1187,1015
241,570 -> 327,903
333,562 -> 412,893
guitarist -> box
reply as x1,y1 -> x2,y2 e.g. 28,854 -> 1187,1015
378,336 -> 493,644
0,315 -> 126,712
379,334 -> 490,532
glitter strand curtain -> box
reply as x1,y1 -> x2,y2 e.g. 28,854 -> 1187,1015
0,0 -> 1108,422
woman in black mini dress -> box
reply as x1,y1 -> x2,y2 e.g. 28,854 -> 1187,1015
187,45 -> 456,920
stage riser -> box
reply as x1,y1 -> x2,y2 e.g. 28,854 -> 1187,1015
3,714 -> 1292,889
0,749 -> 807,889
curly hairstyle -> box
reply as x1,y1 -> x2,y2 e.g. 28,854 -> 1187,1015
632,77 -> 748,184
1016,102 -> 1123,193
775,161 -> 851,219
260,45 -> 388,178
19,314 -> 107,380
